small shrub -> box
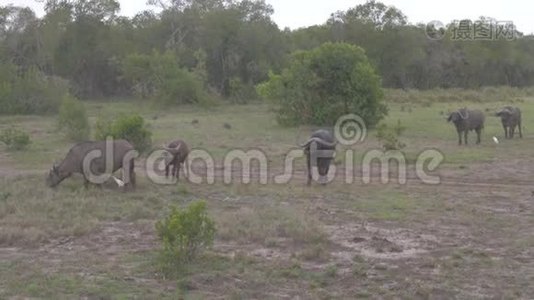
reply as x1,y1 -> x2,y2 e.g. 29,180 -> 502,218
95,114 -> 152,153
375,120 -> 406,151
57,94 -> 90,141
156,201 -> 216,275
0,128 -> 31,151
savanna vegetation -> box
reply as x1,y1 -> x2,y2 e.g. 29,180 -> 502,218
1,97 -> 534,298
1,0 -> 534,298
1,0 -> 534,123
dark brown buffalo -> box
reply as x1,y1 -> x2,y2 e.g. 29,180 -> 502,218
162,139 -> 190,181
46,139 -> 136,188
496,106 -> 522,139
300,129 -> 337,185
447,108 -> 485,145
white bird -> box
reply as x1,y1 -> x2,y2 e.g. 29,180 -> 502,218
112,176 -> 125,187
493,136 -> 499,144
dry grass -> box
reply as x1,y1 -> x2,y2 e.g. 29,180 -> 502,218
216,204 -> 327,246
385,86 -> 534,104
2,89 -> 534,298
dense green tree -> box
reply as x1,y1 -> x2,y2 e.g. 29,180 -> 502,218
2,0 -> 534,115
258,42 -> 386,126
339,0 -> 407,29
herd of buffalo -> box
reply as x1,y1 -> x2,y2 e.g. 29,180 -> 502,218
447,105 -> 522,145
45,105 -> 523,188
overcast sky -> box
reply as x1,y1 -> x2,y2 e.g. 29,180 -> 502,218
4,0 -> 534,34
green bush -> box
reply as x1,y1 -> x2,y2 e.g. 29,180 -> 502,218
156,201 -> 216,275
258,42 -> 387,127
122,51 -> 211,106
375,120 -> 406,151
57,95 -> 90,141
159,69 -> 210,106
0,128 -> 31,151
228,77 -> 258,104
0,63 -> 68,115
95,114 -> 152,153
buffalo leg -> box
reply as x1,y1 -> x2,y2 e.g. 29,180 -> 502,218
129,172 -> 136,190
510,126 -> 515,138
165,164 -> 170,178
174,163 -> 180,181
129,160 -> 136,189
457,131 -> 462,145
464,131 -> 468,145
321,164 -> 330,185
519,121 -> 523,138
475,128 -> 481,144
306,153 -> 312,186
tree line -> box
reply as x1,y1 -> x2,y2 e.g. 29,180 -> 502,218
1,0 -> 533,110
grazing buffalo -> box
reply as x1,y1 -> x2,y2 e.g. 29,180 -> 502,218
46,139 -> 136,188
162,139 -> 190,181
300,129 -> 337,185
496,106 -> 522,139
447,108 -> 485,145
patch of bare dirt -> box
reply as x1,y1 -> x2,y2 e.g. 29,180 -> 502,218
0,153 -> 18,177
216,242 -> 292,261
46,222 -> 156,257
438,159 -> 534,186
0,222 -> 157,270
324,222 -> 439,261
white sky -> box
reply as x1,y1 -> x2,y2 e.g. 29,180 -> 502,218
3,0 -> 534,34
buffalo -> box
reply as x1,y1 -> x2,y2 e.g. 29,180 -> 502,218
496,106 -> 522,139
447,108 -> 485,145
300,129 -> 337,185
162,139 -> 190,181
46,139 -> 136,188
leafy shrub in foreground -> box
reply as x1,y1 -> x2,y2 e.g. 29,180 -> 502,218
156,201 -> 216,275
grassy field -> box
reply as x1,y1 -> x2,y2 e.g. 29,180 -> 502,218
1,90 -> 534,298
